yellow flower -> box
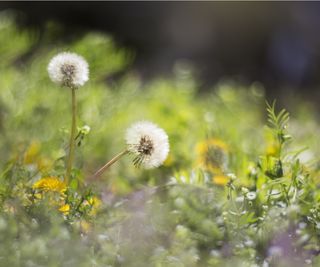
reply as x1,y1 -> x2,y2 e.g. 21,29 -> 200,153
23,141 -> 53,173
33,177 -> 66,193
87,196 -> 101,207
24,141 -> 41,164
84,196 -> 102,216
80,220 -> 91,233
213,174 -> 229,186
196,138 -> 229,173
59,204 -> 70,214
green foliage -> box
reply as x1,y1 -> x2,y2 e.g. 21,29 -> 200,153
266,100 -> 291,156
0,13 -> 319,267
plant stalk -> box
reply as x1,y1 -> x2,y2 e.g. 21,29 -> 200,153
92,150 -> 129,179
65,87 -> 77,183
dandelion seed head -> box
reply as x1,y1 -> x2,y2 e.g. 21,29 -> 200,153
125,121 -> 169,169
48,52 -> 89,88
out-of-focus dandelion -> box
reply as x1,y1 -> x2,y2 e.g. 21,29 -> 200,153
48,52 -> 89,183
33,177 -> 66,193
196,138 -> 229,186
83,196 -> 102,216
213,175 -> 229,186
23,141 -> 41,164
87,196 -> 101,207
92,121 -> 169,178
196,138 -> 228,173
23,141 -> 53,172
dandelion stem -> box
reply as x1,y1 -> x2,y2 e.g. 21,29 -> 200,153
65,87 -> 77,183
92,150 -> 129,179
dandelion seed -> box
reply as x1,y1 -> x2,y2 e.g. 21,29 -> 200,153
125,121 -> 169,169
48,52 -> 89,88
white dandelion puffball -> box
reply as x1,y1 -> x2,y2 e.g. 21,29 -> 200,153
125,121 -> 169,169
48,52 -> 89,88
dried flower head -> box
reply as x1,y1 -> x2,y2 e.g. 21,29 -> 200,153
125,121 -> 169,169
48,52 -> 89,88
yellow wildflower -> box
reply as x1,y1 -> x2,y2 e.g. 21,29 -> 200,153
24,141 -> 41,164
23,141 -> 53,173
213,174 -> 229,186
196,138 -> 229,173
87,196 -> 101,207
33,177 -> 67,193
84,196 -> 102,216
59,204 -> 70,214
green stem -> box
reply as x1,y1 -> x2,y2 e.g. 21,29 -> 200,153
267,185 -> 273,204
65,87 -> 77,183
92,150 -> 129,179
281,183 -> 290,205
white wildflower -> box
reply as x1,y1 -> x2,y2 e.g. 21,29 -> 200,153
48,52 -> 89,88
246,191 -> 257,200
125,121 -> 169,169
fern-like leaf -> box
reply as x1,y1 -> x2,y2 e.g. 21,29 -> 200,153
266,101 -> 290,133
